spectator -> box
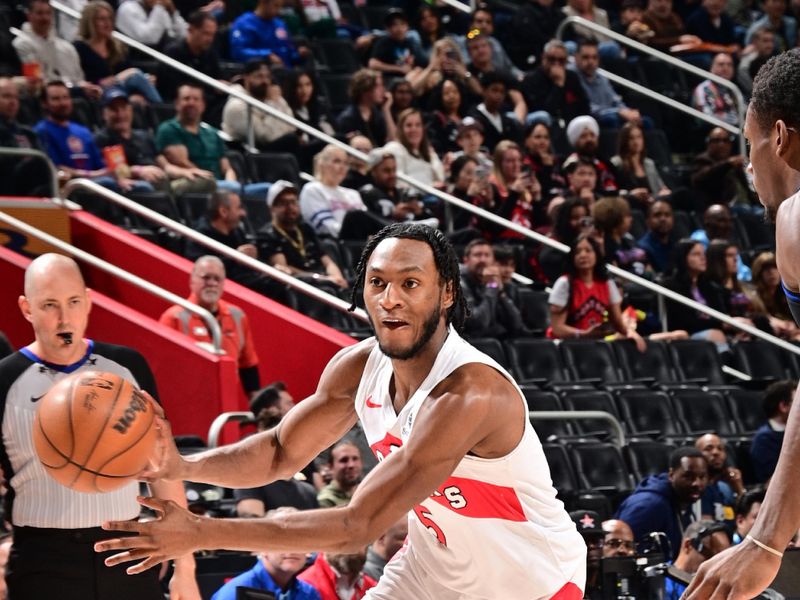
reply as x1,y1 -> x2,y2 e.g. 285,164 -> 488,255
74,1 -> 163,103
34,80 -> 116,189
300,144 -> 385,240
116,0 -> 188,48
460,239 -> 528,339
732,488 -> 765,544
602,519 -> 637,558
449,117 -> 493,172
548,234 -> 646,349
663,239 -> 728,348
184,190 -> 290,302
159,255 -> 261,397
751,379 -> 796,482
521,40 -> 590,129
691,131 -> 757,211
456,5 -> 524,80
616,0 -> 656,43
737,28 -> 775,97
751,252 -> 800,340
57,0 -> 88,42
691,53 -> 740,127
94,87 -> 170,193
611,122 -> 670,207
341,135 -> 374,191
13,0 -> 99,97
283,69 -> 335,137
615,447 -> 709,560
636,199 -> 678,274
211,508 -> 321,600
573,39 -> 646,130
522,122 -> 566,200
298,549 -> 377,600
368,8 -> 426,78
538,197 -> 591,283
593,196 -> 651,277
384,108 -> 445,188
706,239 -> 760,323
156,11 -> 223,104
412,5 -> 445,62
685,0 -> 740,52
222,60 -> 299,153
564,115 -> 618,194
317,439 -> 363,508
509,0 -> 566,68
569,510 -> 605,597
562,0 -> 622,59
492,245 -> 526,307
745,0 -> 797,51
694,433 -> 742,527
666,520 -> 731,599
388,79 -> 416,124
641,0 -> 700,52
258,180 -> 348,289
363,518 -> 408,582
229,0 -> 309,66
446,154 -> 492,233
560,155 -> 599,208
359,150 -> 437,227
335,68 -> 394,147
250,381 -> 294,422
690,204 -> 752,281
425,77 -> 469,156
409,38 -> 481,100
157,83 -> 267,196
0,77 -> 47,196
467,70 -> 523,152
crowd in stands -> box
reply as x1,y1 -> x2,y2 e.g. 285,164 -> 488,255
3,0 -> 800,596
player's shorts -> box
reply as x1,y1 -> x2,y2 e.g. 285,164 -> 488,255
365,545 -> 584,600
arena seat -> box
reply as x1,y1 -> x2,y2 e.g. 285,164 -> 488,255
612,339 -> 676,384
615,389 -> 685,439
315,38 -> 362,73
542,443 -> 580,508
469,337 -> 509,370
624,440 -> 674,482
245,152 -> 302,188
671,389 -> 736,435
725,388 -> 766,434
669,339 -> 727,385
569,442 -> 634,500
516,288 -> 550,335
523,388 -> 574,440
505,338 -> 568,386
560,340 -> 623,383
732,340 -> 795,383
561,390 -> 620,439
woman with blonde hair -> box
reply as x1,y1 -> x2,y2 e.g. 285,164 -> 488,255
384,108 -> 445,187
73,1 -> 162,102
408,37 -> 482,97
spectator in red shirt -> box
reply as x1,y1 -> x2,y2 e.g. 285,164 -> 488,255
298,549 -> 377,600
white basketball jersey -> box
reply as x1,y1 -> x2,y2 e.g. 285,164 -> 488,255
355,327 -> 586,599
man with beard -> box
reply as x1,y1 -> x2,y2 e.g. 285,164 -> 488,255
563,115 -> 618,194
682,51 -> 800,599
316,439 -> 364,508
694,434 -> 742,527
159,255 -> 261,399
602,519 -> 636,558
298,547 -> 377,600
221,59 -> 300,154
691,126 -> 757,210
637,200 -> 677,274
96,222 -> 587,600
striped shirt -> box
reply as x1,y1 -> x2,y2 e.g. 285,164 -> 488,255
0,340 -> 157,529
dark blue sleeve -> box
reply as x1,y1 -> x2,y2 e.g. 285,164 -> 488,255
615,495 -> 667,543
230,20 -> 273,62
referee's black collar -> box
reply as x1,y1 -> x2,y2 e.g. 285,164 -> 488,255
20,339 -> 96,374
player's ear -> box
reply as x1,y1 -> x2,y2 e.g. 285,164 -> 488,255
18,295 -> 32,323
442,280 -> 455,310
85,288 -> 93,315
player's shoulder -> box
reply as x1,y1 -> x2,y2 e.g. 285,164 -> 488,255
431,362 -> 516,413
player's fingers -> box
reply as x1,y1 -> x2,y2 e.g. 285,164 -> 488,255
681,569 -> 715,599
102,546 -> 154,567
142,391 -> 164,418
95,534 -> 153,553
126,556 -> 163,575
137,495 -> 168,515
100,519 -> 141,533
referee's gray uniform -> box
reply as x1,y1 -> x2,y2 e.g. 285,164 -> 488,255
0,340 -> 161,600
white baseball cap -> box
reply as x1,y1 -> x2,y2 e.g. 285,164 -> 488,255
266,180 -> 298,207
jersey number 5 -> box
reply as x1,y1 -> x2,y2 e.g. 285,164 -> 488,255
413,505 -> 447,546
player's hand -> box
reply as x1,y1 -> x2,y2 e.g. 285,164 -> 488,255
138,402 -> 186,483
96,497 -> 204,574
681,539 -> 781,599
169,560 -> 202,600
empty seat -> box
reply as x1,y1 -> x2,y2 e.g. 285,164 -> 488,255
624,440 -> 674,482
562,391 -> 620,439
612,339 -> 676,383
319,73 -> 352,113
176,192 -> 212,225
245,152 -> 301,187
669,340 -> 726,385
671,389 -> 735,435
316,38 -> 362,73
725,388 -> 766,434
523,388 -> 573,440
560,340 -> 622,383
541,443 -> 580,506
570,443 -> 634,497
616,389 -> 684,438
505,338 -> 568,386
516,288 -> 550,334
733,340 -> 794,382
470,338 -> 509,369
126,191 -> 183,227
241,194 -> 270,232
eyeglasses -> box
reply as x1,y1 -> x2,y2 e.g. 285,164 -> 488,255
605,538 -> 636,551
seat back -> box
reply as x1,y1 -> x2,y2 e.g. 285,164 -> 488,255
562,391 -> 620,438
669,340 -> 726,385
505,338 -> 568,384
542,443 -> 580,499
613,339 -> 676,383
316,38 -> 362,73
516,288 -> 551,334
560,340 -> 622,383
733,340 -> 794,381
725,388 -> 766,434
671,390 -> 735,435
245,153 -> 301,187
624,440 -> 674,482
523,388 -> 573,440
570,443 -> 634,494
469,337 -> 509,369
616,389 -> 684,437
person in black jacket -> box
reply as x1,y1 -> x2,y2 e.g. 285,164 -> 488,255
509,0 -> 566,69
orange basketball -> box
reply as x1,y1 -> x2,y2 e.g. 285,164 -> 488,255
32,371 -> 159,494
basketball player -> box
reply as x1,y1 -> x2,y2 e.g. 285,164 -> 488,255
683,50 -> 800,599
0,254 -> 200,599
96,223 -> 587,600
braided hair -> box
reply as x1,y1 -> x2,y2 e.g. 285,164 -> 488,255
348,223 -> 469,331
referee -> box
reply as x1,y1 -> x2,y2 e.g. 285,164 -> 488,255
0,254 -> 200,600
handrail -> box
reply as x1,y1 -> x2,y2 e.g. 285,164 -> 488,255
207,411 -> 253,448
555,15 -> 747,155
0,147 -> 59,198
529,410 -> 625,446
47,0 -> 800,357
0,209 -> 224,352
61,178 -> 370,323
439,0 -> 472,13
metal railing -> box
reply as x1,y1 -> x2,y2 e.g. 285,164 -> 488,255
0,209 -> 224,352
556,16 -> 747,155
0,147 -> 59,198
62,179 -> 369,323
46,0 -> 800,359
530,410 -> 625,446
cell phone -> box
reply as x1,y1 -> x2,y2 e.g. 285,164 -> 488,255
579,216 -> 594,230
445,49 -> 459,60
475,166 -> 489,180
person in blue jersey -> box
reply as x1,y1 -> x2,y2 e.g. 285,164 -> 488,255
229,0 -> 310,67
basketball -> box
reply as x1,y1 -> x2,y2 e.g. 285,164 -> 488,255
32,371 -> 159,494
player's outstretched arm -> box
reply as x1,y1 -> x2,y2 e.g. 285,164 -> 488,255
144,342 -> 369,489
682,383 -> 800,599
95,364 -> 518,573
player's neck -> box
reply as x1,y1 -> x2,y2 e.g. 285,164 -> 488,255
390,326 -> 449,404
28,339 -> 88,366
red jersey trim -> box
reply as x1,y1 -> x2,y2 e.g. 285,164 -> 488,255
428,476 -> 527,522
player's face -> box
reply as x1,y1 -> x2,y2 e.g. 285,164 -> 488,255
744,105 -> 785,222
20,266 -> 91,359
364,238 -> 454,361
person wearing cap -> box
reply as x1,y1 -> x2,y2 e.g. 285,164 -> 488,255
455,5 -> 524,81
466,71 -> 523,152
222,59 -> 299,153
569,510 -> 605,599
258,180 -> 349,289
159,254 -> 262,399
95,86 -> 170,193
229,0 -> 311,66
563,115 -> 618,194
368,8 -> 427,77
449,115 -> 493,171
665,520 -> 731,599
